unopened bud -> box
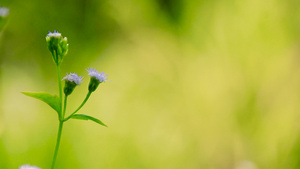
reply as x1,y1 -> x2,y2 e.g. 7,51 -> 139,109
46,31 -> 69,65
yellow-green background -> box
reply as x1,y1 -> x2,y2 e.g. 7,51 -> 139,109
1,0 -> 300,168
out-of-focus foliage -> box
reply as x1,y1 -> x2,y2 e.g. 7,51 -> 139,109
1,0 -> 300,168
0,6 -> 9,35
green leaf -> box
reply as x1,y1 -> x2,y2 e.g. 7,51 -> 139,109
71,114 -> 107,127
22,92 -> 61,116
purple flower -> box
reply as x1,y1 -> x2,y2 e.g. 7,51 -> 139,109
46,30 -> 61,38
86,68 -> 109,92
62,73 -> 83,85
87,68 -> 108,83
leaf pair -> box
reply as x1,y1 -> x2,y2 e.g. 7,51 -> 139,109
22,92 -> 107,127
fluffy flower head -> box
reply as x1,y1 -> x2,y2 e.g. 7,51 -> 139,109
46,30 -> 61,38
87,68 -> 108,83
19,164 -> 41,169
62,73 -> 83,85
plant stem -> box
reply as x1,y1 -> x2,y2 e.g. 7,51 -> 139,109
51,121 -> 64,169
64,92 -> 92,121
51,63 -> 64,169
63,95 -> 67,118
56,65 -> 63,120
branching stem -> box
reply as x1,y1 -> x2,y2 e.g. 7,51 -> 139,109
64,92 -> 92,121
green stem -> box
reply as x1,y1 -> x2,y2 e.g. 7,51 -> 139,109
56,65 -> 63,120
51,63 -> 64,169
63,95 -> 67,118
64,92 -> 92,121
51,121 -> 64,169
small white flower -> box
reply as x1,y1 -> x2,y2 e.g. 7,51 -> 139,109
19,164 -> 41,169
62,73 -> 83,85
87,68 -> 108,83
0,7 -> 9,17
46,30 -> 61,38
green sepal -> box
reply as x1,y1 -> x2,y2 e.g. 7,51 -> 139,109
22,92 -> 61,116
71,114 -> 107,127
64,80 -> 77,96
88,77 -> 100,93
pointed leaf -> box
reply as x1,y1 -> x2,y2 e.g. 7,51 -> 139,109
22,92 -> 61,115
71,114 -> 107,127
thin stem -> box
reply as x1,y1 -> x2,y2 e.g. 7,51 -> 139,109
51,121 -> 64,169
64,92 -> 92,121
56,65 -> 63,120
52,62 -> 64,169
62,95 -> 67,118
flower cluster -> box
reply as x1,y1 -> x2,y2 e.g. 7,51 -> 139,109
46,31 -> 68,65
22,31 -> 111,169
62,68 -> 108,95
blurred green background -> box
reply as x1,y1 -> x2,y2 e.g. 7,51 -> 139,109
1,0 -> 300,168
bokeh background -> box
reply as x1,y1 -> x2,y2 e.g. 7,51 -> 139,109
1,0 -> 300,168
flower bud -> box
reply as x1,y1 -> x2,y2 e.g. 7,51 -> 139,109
60,37 -> 68,57
86,68 -> 108,92
46,31 -> 69,65
62,73 -> 83,96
